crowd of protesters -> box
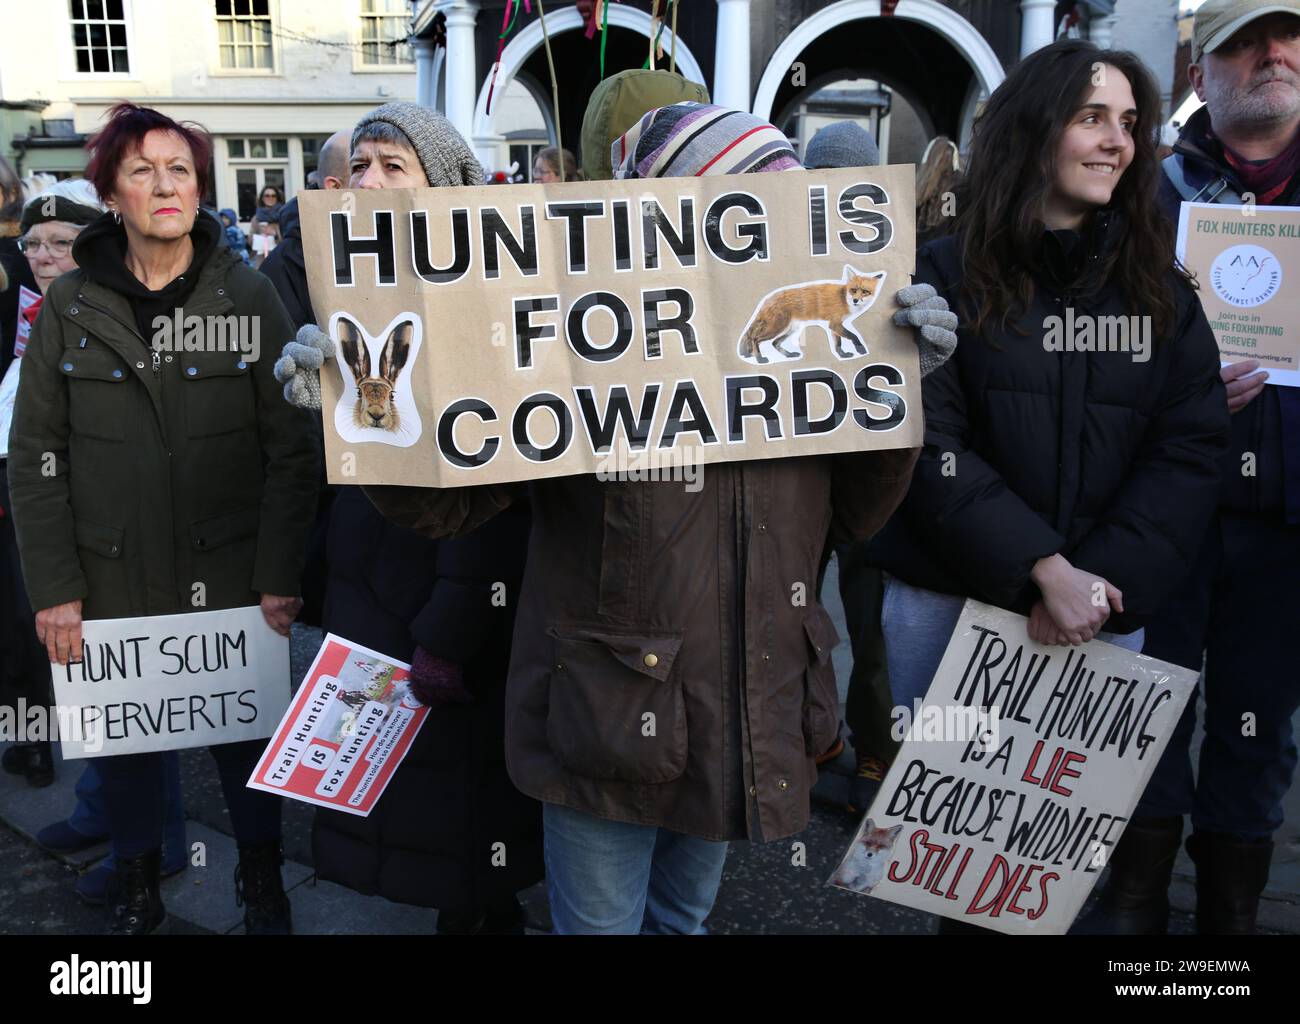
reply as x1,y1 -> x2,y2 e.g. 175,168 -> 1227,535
0,0 -> 1297,939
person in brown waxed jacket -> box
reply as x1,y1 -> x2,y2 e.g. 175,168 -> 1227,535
274,91 -> 959,934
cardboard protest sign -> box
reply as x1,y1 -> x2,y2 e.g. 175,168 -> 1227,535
1176,202 -> 1300,387
300,167 -> 920,488
246,634 -> 427,817
829,600 -> 1198,935
51,606 -> 291,759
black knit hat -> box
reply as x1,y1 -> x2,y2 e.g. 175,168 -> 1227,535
20,180 -> 106,233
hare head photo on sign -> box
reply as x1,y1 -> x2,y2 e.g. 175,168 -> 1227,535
331,311 -> 424,448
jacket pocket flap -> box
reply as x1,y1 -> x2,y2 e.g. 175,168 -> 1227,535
181,348 -> 253,379
802,605 -> 840,665
549,627 -> 683,681
190,506 -> 260,551
74,519 -> 124,558
59,346 -> 128,382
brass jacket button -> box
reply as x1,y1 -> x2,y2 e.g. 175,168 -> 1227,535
643,653 -> 658,668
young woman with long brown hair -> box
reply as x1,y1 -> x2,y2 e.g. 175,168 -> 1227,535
872,41 -> 1230,780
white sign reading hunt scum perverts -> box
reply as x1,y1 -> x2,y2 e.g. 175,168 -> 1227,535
51,605 -> 291,759
829,600 -> 1198,935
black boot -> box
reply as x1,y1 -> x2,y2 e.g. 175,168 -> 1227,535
235,841 -> 293,935
1076,816 -> 1183,934
436,895 -> 526,936
1186,830 -> 1273,935
108,849 -> 167,935
1,741 -> 54,787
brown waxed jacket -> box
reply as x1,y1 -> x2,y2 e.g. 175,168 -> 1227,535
367,443 -> 916,843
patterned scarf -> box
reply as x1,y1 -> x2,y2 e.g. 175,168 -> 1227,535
1218,128 -> 1300,205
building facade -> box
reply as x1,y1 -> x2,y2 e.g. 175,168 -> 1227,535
2,1 -> 1182,201
0,0 -> 424,224
413,0 -> 1179,170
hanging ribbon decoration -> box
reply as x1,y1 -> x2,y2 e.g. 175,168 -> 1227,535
485,0 -> 533,116
576,0 -> 619,79
534,0 -> 565,180
578,0 -> 599,39
647,0 -> 660,69
670,0 -> 678,73
643,0 -> 672,70
599,0 -> 611,79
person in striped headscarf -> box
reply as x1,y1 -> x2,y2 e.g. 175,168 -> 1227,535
356,102 -> 958,935
498,103 -> 954,936
612,102 -> 804,179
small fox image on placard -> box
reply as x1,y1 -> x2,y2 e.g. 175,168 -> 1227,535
331,311 -> 424,448
738,266 -> 887,365
829,819 -> 904,895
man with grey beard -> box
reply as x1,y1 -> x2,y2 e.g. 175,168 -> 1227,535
1085,0 -> 1300,937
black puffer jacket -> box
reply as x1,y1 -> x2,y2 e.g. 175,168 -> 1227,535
310,488 -> 542,912
872,215 -> 1230,633
258,198 -> 312,331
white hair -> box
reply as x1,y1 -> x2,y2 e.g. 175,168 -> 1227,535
21,177 -> 107,216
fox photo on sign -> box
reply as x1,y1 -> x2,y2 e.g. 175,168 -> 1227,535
829,600 -> 1198,935
1176,202 -> 1300,387
300,166 -> 920,488
50,606 -> 292,759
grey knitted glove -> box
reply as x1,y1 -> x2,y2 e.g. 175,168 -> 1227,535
273,324 -> 335,409
893,283 -> 958,377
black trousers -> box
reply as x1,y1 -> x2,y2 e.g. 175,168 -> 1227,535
1137,509 -> 1300,840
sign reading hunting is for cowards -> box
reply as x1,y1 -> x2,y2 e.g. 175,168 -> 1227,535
300,167 -> 921,487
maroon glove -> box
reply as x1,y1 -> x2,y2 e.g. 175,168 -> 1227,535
408,647 -> 474,707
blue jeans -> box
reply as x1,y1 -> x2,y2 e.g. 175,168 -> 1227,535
881,577 -> 1145,710
543,803 -> 729,935
69,753 -> 187,871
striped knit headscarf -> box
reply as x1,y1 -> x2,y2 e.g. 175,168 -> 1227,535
612,103 -> 801,179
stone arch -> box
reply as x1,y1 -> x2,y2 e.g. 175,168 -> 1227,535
472,5 -> 706,147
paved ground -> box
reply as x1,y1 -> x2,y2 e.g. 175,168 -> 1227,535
1,556 -> 1296,935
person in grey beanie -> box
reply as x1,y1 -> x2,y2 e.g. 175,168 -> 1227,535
350,101 -> 485,192
274,102 -> 484,402
274,102 -> 543,934
803,120 -> 880,170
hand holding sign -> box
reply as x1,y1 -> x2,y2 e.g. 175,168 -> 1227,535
35,599 -> 84,666
1220,358 -> 1269,413
1030,554 -> 1122,645
259,593 -> 303,637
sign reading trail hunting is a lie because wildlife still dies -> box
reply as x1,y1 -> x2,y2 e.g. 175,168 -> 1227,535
830,600 -> 1199,935
300,167 -> 920,487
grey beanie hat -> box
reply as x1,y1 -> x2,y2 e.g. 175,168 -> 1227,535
351,102 -> 485,187
803,121 -> 880,170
